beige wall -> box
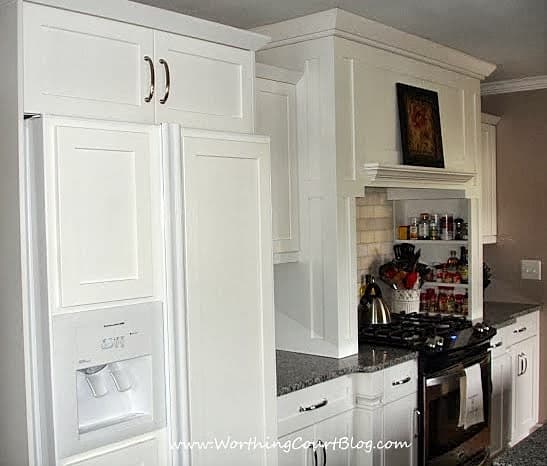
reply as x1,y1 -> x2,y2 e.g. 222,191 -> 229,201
482,88 -> 547,421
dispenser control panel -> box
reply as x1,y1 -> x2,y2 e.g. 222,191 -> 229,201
73,306 -> 157,369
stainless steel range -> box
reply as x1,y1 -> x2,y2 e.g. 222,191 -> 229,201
359,312 -> 496,466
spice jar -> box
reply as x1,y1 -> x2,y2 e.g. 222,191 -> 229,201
398,225 -> 409,240
440,213 -> 454,240
409,217 -> 419,240
418,213 -> 430,240
454,218 -> 464,240
429,214 -> 440,240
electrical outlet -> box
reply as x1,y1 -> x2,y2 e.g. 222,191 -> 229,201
521,259 -> 542,280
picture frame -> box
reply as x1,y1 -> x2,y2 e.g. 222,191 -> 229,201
396,83 -> 445,168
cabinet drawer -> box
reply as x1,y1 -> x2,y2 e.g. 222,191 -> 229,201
490,326 -> 510,359
509,311 -> 539,345
277,376 -> 353,437
383,360 -> 418,404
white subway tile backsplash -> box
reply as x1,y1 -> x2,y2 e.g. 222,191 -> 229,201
356,188 -> 394,286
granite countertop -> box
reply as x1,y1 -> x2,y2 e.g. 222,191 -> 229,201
276,345 -> 417,397
493,425 -> 546,465
484,301 -> 541,329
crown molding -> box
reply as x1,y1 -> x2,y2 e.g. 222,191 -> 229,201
253,8 -> 496,80
481,75 -> 547,96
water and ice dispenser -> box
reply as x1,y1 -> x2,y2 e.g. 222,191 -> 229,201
52,302 -> 166,458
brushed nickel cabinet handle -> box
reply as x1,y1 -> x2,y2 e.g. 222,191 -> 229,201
144,56 -> 155,103
513,327 -> 527,333
159,58 -> 170,104
307,444 -> 317,466
392,376 -> 411,386
299,398 -> 328,412
490,341 -> 503,349
316,440 -> 327,466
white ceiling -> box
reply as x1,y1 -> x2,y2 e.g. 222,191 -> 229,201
132,0 -> 546,81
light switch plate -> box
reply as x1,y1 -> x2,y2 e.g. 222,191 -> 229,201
521,259 -> 542,280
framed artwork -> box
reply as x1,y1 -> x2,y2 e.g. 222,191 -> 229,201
396,83 -> 444,168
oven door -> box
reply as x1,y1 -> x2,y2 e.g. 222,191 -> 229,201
423,351 -> 490,466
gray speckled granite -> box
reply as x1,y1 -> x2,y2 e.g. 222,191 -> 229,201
276,345 -> 417,396
484,301 -> 541,329
493,425 -> 546,465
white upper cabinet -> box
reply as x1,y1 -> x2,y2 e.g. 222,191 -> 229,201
256,65 -> 301,262
36,117 -> 163,311
480,113 -> 500,244
24,3 -> 155,123
23,3 -> 261,133
155,32 -> 254,133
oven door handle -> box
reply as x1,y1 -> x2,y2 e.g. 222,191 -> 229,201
413,409 -> 421,439
426,353 -> 489,387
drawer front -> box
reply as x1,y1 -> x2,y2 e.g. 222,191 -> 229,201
383,360 -> 418,404
277,376 -> 353,437
509,311 -> 539,345
490,326 -> 510,358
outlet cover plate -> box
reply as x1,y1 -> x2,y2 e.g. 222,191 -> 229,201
521,259 -> 542,280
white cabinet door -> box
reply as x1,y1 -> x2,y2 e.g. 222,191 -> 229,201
256,77 -> 300,263
278,427 -> 315,466
179,130 -> 276,466
24,3 -> 155,123
382,394 -> 417,466
315,411 -> 353,466
155,32 -> 253,133
491,351 -> 512,456
39,117 -> 162,310
511,336 -> 539,445
480,115 -> 499,244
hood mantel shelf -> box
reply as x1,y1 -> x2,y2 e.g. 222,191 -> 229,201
362,163 -> 476,187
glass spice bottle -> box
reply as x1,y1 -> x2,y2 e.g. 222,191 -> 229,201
418,213 -> 430,240
429,214 -> 440,240
409,217 -> 419,240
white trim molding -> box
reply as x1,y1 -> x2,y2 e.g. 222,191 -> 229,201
481,75 -> 547,96
253,8 -> 496,80
362,163 -> 476,186
481,112 -> 501,126
256,63 -> 303,85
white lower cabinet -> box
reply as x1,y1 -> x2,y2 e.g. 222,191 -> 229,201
316,411 -> 354,466
489,310 -> 540,450
490,347 -> 512,456
382,394 -> 417,466
278,426 -> 315,466
510,335 -> 539,445
277,361 -> 417,466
